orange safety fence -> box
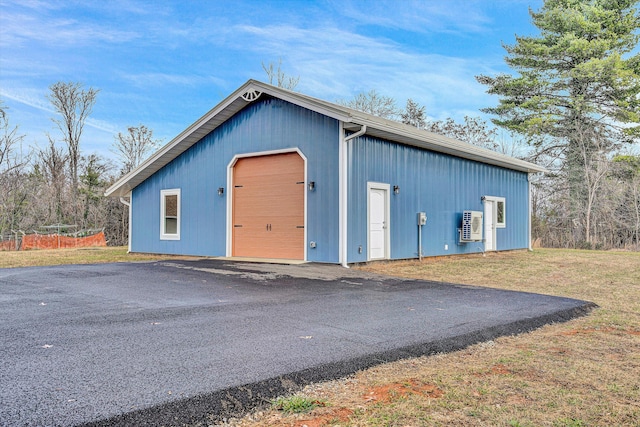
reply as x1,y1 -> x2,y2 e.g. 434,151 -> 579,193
19,231 -> 107,250
0,240 -> 17,251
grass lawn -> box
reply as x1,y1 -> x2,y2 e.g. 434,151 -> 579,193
225,249 -> 640,427
2,247 -> 638,426
0,246 -> 187,268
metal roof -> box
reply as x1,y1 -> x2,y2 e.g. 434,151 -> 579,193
105,79 -> 546,197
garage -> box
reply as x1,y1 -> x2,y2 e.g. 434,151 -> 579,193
232,152 -> 305,259
107,80 -> 546,262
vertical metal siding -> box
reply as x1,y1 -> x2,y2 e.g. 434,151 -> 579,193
347,136 -> 530,262
132,98 -> 340,262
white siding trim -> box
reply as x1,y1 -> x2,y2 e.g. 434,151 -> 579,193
339,121 -> 348,266
128,191 -> 132,252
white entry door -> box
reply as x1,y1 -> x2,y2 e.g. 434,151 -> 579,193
368,183 -> 389,260
484,200 -> 496,251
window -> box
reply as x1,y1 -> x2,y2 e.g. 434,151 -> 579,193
160,189 -> 180,240
496,198 -> 506,228
483,195 -> 506,228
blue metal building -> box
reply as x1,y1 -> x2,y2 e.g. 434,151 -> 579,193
106,80 -> 546,265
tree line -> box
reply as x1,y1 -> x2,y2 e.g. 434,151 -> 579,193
2,0 -> 638,251
0,84 -> 160,246
337,0 -> 640,250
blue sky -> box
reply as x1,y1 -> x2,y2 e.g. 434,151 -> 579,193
0,0 -> 543,162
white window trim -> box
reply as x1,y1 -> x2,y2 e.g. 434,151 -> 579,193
160,188 -> 181,240
484,195 -> 506,228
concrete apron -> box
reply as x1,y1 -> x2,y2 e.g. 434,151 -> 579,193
216,256 -> 308,265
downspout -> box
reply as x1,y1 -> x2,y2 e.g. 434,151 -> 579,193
119,195 -> 132,253
528,173 -> 533,252
340,124 -> 367,268
344,125 -> 367,142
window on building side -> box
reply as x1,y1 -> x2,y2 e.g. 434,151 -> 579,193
160,189 -> 180,240
496,199 -> 506,228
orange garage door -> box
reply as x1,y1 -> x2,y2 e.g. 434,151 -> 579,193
232,152 -> 304,259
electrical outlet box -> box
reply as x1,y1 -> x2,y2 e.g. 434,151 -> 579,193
418,212 -> 427,225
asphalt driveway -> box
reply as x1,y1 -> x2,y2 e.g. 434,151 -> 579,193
0,259 -> 594,427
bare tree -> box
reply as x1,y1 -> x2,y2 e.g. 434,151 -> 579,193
572,122 -> 611,246
262,58 -> 300,90
338,90 -> 399,120
79,154 -> 111,227
0,100 -> 29,235
38,137 -> 69,224
0,100 -> 27,178
401,99 -> 426,129
47,82 -> 99,194
112,125 -> 161,175
425,116 -> 499,151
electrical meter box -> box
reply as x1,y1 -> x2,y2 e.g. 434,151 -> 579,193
418,212 -> 427,225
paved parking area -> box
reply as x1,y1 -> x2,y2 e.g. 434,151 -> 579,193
0,259 -> 594,426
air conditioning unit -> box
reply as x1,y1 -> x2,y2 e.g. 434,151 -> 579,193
460,210 -> 483,242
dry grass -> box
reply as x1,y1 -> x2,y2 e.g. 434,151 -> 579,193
223,249 -> 640,427
0,246 -> 182,268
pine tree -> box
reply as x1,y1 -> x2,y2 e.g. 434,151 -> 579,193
477,0 -> 640,245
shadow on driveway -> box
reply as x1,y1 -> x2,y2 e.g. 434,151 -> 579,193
0,259 -> 595,426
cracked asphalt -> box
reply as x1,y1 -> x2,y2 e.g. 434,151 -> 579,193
0,259 -> 595,427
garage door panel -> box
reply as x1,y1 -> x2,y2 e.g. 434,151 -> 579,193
232,152 -> 304,259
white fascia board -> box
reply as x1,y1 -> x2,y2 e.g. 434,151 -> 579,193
250,81 -> 353,123
105,84 -> 257,198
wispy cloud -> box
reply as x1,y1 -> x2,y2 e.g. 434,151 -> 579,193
0,87 -> 117,134
0,87 -> 54,115
330,0 -> 493,34
0,8 -> 139,48
118,72 -> 227,89
0,0 -> 540,158
233,24 -> 497,119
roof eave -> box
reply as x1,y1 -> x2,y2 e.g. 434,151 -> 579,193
106,80 -> 546,198
355,117 -> 547,174
105,80 -> 355,198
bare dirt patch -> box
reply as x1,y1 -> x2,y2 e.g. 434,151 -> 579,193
291,407 -> 353,427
